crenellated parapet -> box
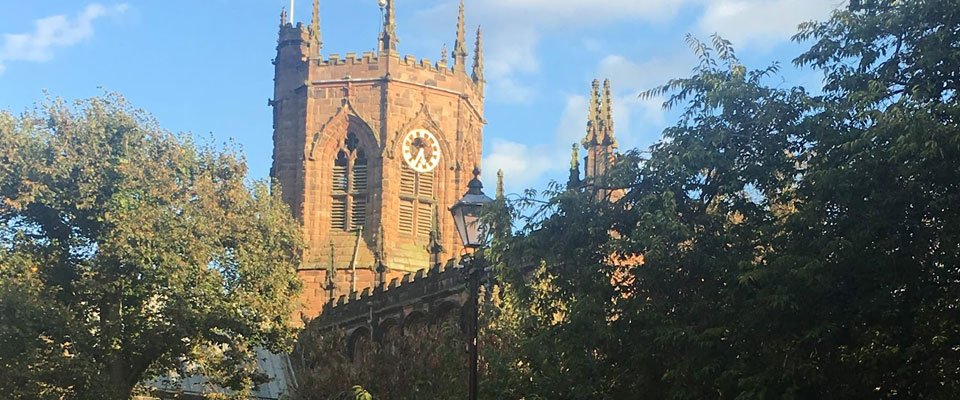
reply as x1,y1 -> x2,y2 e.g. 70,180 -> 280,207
307,262 -> 471,339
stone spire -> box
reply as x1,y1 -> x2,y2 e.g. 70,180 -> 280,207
280,6 -> 287,28
584,79 -> 601,147
452,0 -> 468,72
567,143 -> 581,189
496,169 -> 504,200
380,0 -> 398,54
309,0 -> 322,58
601,79 -> 617,147
472,26 -> 484,85
441,43 -> 449,65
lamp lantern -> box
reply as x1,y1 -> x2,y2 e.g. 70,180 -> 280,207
450,167 -> 493,249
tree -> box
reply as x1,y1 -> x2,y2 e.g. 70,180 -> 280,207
779,0 -> 960,395
484,0 -> 960,398
291,320 -> 468,400
0,95 -> 303,399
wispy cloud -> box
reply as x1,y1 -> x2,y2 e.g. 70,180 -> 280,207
0,3 -> 128,74
414,0 -> 688,105
696,0 -> 844,48
443,0 -> 844,191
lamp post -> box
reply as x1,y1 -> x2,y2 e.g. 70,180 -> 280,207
450,167 -> 493,400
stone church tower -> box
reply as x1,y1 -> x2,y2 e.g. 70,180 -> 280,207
570,79 -> 620,200
270,0 -> 485,319
583,79 -> 617,181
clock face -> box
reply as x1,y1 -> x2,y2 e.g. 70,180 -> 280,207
402,129 -> 441,173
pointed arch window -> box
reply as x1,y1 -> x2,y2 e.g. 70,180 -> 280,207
398,163 -> 434,239
331,132 -> 368,232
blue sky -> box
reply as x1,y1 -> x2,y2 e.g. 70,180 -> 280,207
0,0 -> 843,195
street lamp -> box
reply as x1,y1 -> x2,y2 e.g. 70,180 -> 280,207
450,167 -> 493,400
450,167 -> 494,249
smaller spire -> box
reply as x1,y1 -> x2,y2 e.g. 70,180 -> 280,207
280,7 -> 287,28
453,0 -> 468,72
567,143 -> 581,189
309,0 -> 322,57
601,79 -> 617,147
496,169 -> 504,200
441,43 -> 449,65
570,143 -> 580,170
584,79 -> 601,148
472,26 -> 484,85
380,0 -> 398,54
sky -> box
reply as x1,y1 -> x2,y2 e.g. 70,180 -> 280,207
0,0 -> 844,195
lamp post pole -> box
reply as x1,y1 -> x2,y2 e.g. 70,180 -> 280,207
450,167 -> 493,400
466,254 -> 481,400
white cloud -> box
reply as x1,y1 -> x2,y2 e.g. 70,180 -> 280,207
481,95 -> 587,193
436,0 -> 845,189
0,3 -> 128,73
482,24 -> 540,103
466,0 -> 841,104
481,139 -> 556,191
421,0 -> 693,105
596,53 -> 696,144
556,94 -> 588,145
697,0 -> 843,48
475,0 -> 688,27
597,54 -> 694,94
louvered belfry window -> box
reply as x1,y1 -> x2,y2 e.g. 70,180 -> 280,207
331,132 -> 368,232
399,162 -> 434,239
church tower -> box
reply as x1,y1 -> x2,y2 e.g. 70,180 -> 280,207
583,79 -> 617,180
580,79 -> 619,199
270,0 -> 485,319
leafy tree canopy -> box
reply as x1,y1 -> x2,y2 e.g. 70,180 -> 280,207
483,0 -> 960,398
0,95 -> 303,399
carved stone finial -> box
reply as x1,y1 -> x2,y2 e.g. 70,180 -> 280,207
567,143 -> 581,189
453,0 -> 468,72
496,169 -> 504,200
584,79 -> 601,149
441,43 -> 449,65
280,7 -> 287,28
309,0 -> 322,57
570,143 -> 580,170
380,0 -> 398,54
601,79 -> 617,148
326,240 -> 337,295
472,26 -> 484,85
375,224 -> 387,288
307,0 -> 323,59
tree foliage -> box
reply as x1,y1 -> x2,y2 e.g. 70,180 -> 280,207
291,321 -> 468,400
0,95 -> 303,399
483,0 -> 960,398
